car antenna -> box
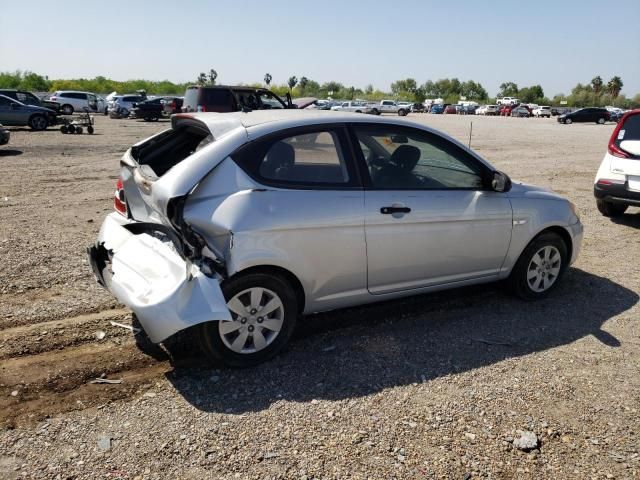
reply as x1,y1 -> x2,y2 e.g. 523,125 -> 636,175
468,121 -> 473,148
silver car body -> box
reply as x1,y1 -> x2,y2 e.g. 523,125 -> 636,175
91,110 -> 583,343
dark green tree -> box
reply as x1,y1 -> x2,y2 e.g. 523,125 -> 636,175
498,82 -> 519,97
287,76 -> 298,92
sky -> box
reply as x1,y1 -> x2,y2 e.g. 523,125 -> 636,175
1,0 -> 639,97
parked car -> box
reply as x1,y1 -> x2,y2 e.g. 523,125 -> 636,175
430,104 -> 445,114
0,89 -> 61,115
162,97 -> 184,116
476,105 -> 498,116
411,103 -> 425,113
330,101 -> 372,113
182,85 -> 293,113
130,97 -> 177,121
48,91 -> 106,115
108,94 -> 147,118
532,106 -> 552,118
558,108 -> 610,124
511,106 -> 531,118
444,105 -> 457,114
0,124 -> 9,145
0,94 -> 56,130
88,110 -> 583,367
594,109 -> 640,217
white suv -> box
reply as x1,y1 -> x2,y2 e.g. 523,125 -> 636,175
532,106 -> 551,118
497,97 -> 519,105
594,110 -> 640,217
48,91 -> 106,115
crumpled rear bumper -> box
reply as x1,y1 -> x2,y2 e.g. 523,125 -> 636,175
87,213 -> 231,343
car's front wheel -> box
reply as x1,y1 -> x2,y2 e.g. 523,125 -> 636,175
509,232 -> 568,300
197,272 -> 298,367
597,117 -> 606,124
596,199 -> 627,217
565,118 -> 572,124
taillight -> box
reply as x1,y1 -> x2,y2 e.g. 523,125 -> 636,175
197,105 -> 206,112
114,178 -> 127,216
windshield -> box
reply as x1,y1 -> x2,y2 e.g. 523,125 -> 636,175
258,91 -> 286,109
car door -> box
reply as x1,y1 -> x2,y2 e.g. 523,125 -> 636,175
0,96 -> 27,126
351,124 -> 513,294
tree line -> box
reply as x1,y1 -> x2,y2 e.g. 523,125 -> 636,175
1,70 -> 638,108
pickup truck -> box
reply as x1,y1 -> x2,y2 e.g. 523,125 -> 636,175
369,100 -> 410,116
330,101 -> 372,114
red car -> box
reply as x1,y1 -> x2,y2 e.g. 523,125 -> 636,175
444,104 -> 457,114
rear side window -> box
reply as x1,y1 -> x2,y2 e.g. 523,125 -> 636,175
234,129 -> 357,188
616,114 -> 640,157
202,89 -> 234,112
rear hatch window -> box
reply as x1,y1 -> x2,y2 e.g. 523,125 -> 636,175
131,124 -> 213,177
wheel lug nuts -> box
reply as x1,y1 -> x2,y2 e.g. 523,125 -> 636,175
240,318 -> 247,324
248,325 -> 254,332
257,317 -> 263,323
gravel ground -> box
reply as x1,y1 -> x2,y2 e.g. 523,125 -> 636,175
0,113 -> 638,479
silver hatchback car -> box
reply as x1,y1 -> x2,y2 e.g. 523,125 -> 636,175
88,110 -> 583,367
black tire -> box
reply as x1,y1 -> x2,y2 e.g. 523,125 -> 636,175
565,118 -> 572,124
196,272 -> 298,368
61,104 -> 74,115
596,199 -> 627,217
87,126 -> 94,134
371,108 -> 380,115
398,109 -> 407,116
28,114 -> 49,131
60,125 -> 68,134
355,110 -> 362,114
509,232 -> 568,300
597,117 -> 606,125
76,126 -> 83,134
68,125 -> 77,134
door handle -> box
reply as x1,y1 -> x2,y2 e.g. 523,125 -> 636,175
380,206 -> 411,214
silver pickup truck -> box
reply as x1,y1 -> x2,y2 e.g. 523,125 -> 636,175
369,100 -> 410,116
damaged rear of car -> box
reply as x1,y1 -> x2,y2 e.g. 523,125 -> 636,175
88,115 -> 249,351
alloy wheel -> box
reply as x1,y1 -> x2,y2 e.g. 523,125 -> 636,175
527,246 -> 562,293
219,287 -> 284,354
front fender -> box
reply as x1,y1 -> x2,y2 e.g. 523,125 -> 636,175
500,198 -> 583,276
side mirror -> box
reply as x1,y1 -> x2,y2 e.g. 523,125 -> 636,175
491,171 -> 512,192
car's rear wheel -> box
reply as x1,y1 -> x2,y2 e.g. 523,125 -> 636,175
596,199 -> 627,217
197,272 -> 298,368
597,117 -> 606,124
565,118 -> 572,124
398,109 -> 407,116
28,114 -> 48,131
61,104 -> 74,115
371,108 -> 380,115
509,232 -> 568,300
